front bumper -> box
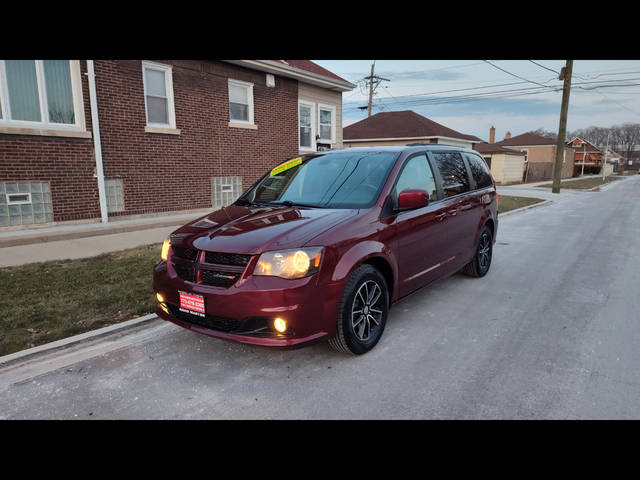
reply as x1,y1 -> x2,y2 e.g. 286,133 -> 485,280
153,260 -> 344,348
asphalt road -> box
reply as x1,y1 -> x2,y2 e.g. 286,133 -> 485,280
1,176 -> 639,419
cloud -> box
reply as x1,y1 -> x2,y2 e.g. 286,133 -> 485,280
378,70 -> 466,82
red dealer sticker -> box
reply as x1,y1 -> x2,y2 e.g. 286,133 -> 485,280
179,291 -> 206,317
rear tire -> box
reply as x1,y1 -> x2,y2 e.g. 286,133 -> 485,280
328,264 -> 389,355
462,224 -> 493,278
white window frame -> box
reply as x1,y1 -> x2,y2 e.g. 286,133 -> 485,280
227,78 -> 254,126
298,99 -> 315,152
6,192 -> 32,205
142,61 -> 176,129
317,103 -> 336,144
0,60 -> 86,133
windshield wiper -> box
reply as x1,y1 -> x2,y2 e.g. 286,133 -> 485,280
264,200 -> 326,209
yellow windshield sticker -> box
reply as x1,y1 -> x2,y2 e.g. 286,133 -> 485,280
270,157 -> 302,176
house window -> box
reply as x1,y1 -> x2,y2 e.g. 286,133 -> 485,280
142,61 -> 176,128
1,182 -> 52,226
105,179 -> 124,213
228,79 -> 254,124
318,105 -> 335,143
0,60 -> 84,130
299,101 -> 314,151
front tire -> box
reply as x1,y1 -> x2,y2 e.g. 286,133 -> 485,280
328,264 -> 389,355
462,224 -> 493,278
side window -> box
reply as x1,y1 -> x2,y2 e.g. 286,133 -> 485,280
142,61 -> 176,128
228,79 -> 254,125
431,152 -> 470,198
465,153 -> 493,189
395,154 -> 438,201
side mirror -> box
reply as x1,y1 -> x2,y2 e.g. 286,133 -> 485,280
397,189 -> 429,211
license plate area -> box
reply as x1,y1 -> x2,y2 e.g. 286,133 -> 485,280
179,291 -> 206,317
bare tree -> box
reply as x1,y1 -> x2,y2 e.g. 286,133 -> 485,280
567,126 -> 610,147
530,128 -> 558,140
610,123 -> 640,162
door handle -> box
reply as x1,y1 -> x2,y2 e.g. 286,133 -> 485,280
435,212 -> 446,221
448,209 -> 458,216
459,203 -> 472,211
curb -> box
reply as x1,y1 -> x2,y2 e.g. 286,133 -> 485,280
0,313 -> 161,368
498,199 -> 553,218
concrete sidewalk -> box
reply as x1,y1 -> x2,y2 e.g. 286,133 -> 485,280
0,209 -> 210,268
497,174 -> 631,201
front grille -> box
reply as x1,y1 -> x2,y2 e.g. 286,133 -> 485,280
168,304 -> 244,333
173,246 -> 199,261
199,268 -> 242,287
172,262 -> 195,282
204,251 -> 252,267
169,246 -> 252,288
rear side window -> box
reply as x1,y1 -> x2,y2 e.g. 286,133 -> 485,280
395,154 -> 438,201
431,152 -> 470,198
465,153 -> 493,189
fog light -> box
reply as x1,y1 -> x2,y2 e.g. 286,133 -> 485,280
159,303 -> 169,315
156,292 -> 164,303
273,317 -> 287,333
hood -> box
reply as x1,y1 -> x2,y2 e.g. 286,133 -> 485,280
171,204 -> 357,254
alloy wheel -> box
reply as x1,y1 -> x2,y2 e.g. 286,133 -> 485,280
351,280 -> 384,341
478,231 -> 492,271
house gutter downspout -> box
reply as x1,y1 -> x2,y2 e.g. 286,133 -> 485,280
86,60 -> 108,223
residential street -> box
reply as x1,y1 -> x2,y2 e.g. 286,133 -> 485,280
0,176 -> 639,419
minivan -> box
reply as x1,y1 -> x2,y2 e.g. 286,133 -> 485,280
153,145 -> 497,354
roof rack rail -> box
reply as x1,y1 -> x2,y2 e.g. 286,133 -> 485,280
405,142 -> 431,146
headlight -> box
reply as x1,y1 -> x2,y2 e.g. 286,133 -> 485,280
161,238 -> 171,261
254,247 -> 324,279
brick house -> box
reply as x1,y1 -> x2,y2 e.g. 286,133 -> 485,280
343,110 -> 482,149
566,137 -> 603,175
492,131 -> 575,182
0,60 -> 354,228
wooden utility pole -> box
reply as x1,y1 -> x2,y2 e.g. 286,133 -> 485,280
552,60 -> 573,194
360,61 -> 389,117
367,62 -> 375,117
602,132 -> 610,181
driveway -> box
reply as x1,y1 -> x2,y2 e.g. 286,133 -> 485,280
1,176 -> 639,419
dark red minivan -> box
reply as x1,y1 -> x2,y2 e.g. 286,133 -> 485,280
153,145 -> 497,354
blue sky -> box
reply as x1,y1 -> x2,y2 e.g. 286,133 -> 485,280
313,60 -> 640,142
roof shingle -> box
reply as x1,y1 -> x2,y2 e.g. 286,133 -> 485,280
343,110 -> 481,142
276,60 -> 349,84
493,132 -> 557,147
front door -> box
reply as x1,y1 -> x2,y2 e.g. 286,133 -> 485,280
393,153 -> 453,298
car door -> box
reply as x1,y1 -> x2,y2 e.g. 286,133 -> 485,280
429,151 -> 476,273
463,152 -> 495,249
392,153 -> 453,298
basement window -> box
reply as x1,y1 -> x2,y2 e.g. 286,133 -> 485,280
6,193 -> 31,205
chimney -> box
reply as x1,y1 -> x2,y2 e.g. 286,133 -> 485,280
505,131 -> 511,140
489,126 -> 495,144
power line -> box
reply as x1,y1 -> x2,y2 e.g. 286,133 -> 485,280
342,81 -> 640,112
483,60 -> 557,88
529,60 -> 560,75
343,77 -> 640,110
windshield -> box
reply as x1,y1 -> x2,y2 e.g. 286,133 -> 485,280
237,151 -> 399,209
